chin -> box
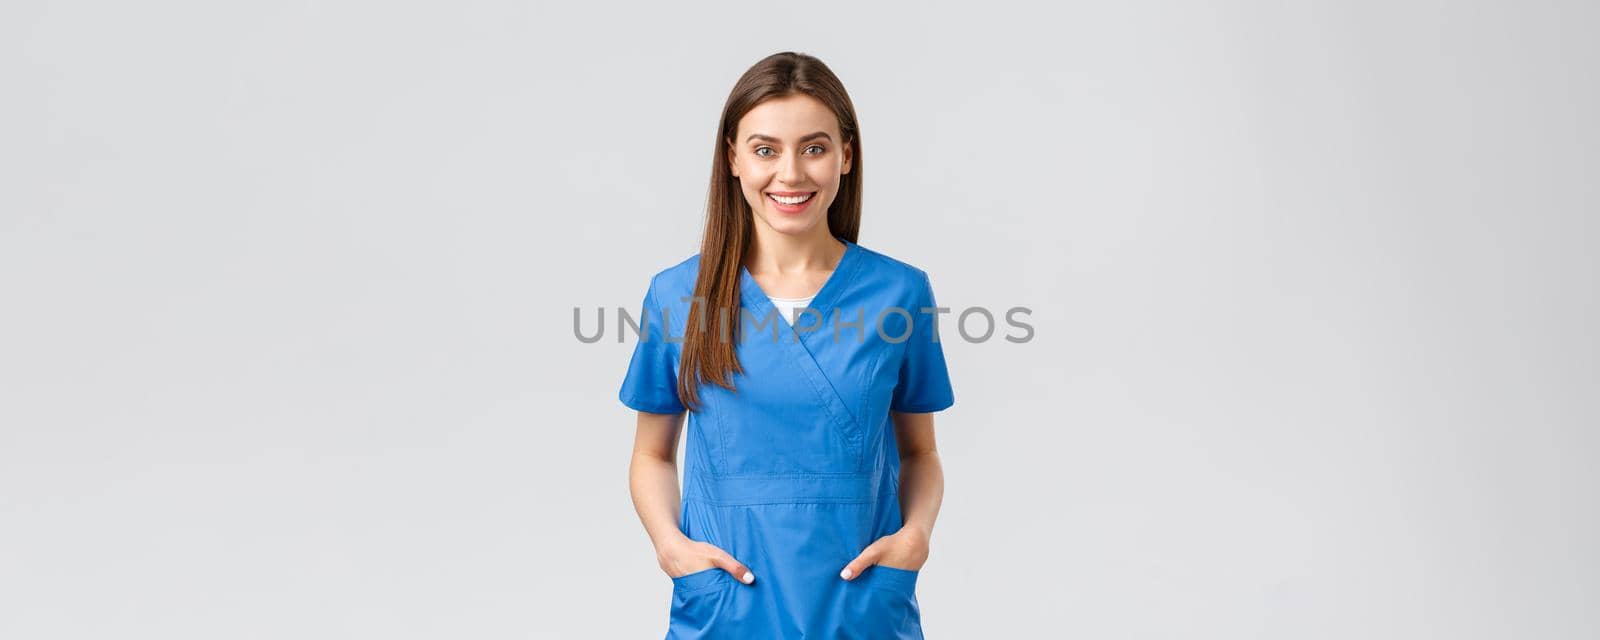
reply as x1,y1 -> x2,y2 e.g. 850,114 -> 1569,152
760,213 -> 825,236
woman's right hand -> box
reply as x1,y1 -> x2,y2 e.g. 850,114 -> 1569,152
657,536 -> 755,585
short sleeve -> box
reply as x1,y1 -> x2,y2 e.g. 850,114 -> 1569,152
618,276 -> 687,414
890,272 -> 955,413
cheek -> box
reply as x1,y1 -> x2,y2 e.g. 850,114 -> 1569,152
813,170 -> 842,191
739,163 -> 769,185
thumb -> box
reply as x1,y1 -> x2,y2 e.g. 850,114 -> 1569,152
839,542 -> 883,581
711,550 -> 755,585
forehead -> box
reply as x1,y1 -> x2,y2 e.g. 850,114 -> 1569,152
735,93 -> 839,141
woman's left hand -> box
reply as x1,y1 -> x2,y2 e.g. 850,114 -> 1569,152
839,525 -> 930,580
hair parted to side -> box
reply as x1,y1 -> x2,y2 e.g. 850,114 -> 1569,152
676,51 -> 863,413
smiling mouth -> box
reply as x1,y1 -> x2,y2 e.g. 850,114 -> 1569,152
767,192 -> 815,205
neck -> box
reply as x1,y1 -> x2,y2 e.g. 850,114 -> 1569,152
745,224 -> 845,275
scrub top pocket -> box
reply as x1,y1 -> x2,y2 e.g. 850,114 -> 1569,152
859,564 -> 919,594
839,565 -> 923,640
668,568 -> 736,639
671,567 -> 734,595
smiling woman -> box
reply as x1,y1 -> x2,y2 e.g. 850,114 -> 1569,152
621,51 -> 954,640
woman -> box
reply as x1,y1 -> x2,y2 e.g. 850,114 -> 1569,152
620,51 -> 954,640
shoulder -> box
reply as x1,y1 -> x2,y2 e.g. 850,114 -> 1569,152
643,253 -> 702,301
849,242 -> 936,295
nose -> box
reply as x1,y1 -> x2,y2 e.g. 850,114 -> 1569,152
777,152 -> 805,186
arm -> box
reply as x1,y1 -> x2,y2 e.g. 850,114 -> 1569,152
893,410 -> 945,546
840,411 -> 945,579
629,410 -> 689,559
629,410 -> 756,584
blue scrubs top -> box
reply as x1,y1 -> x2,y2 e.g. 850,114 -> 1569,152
620,239 -> 955,639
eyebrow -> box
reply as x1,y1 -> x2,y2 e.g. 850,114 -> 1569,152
745,131 -> 833,144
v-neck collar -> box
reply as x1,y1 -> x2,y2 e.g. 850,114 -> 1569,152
738,238 -> 861,336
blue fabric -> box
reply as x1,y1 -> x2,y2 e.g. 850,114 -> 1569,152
619,239 -> 954,639
619,274 -> 688,415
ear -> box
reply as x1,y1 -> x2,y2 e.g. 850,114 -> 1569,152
726,139 -> 740,177
841,139 -> 853,175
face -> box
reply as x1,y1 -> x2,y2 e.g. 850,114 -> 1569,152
728,93 -> 853,238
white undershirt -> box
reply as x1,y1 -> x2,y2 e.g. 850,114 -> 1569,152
767,295 -> 816,327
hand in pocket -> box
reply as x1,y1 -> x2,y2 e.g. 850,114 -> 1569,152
839,526 -> 929,580
658,537 -> 756,584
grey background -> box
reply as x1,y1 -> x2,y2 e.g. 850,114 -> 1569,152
2,1 -> 1595,638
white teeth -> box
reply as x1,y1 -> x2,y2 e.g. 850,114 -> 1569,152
769,193 -> 813,205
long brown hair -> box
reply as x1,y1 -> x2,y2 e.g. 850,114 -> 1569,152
677,51 -> 863,412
